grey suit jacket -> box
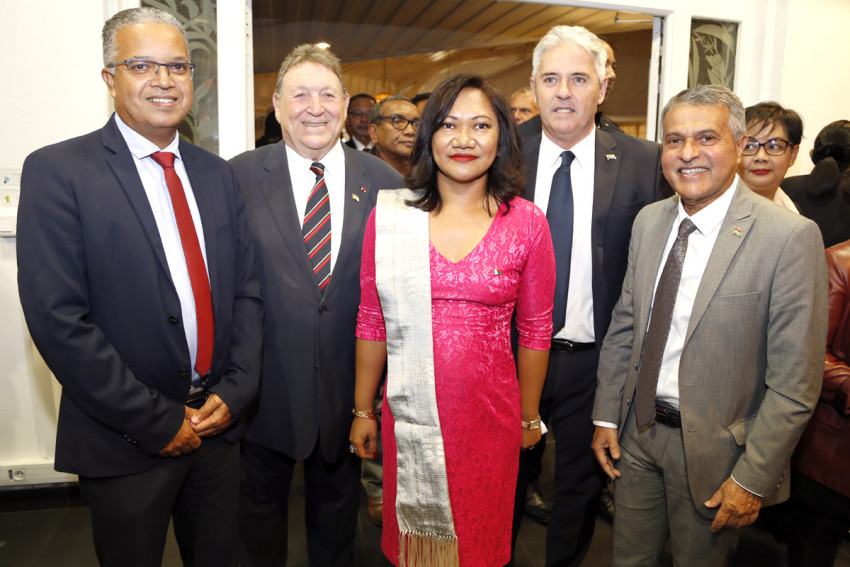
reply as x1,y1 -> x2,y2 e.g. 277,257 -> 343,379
522,128 -> 667,344
593,184 -> 828,514
229,141 -> 402,462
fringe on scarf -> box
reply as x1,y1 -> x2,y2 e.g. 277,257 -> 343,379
399,530 -> 459,567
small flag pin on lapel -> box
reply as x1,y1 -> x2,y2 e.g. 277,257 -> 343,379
733,227 -> 743,237
605,154 -> 617,161
493,268 -> 503,276
352,193 -> 360,202
360,186 -> 367,192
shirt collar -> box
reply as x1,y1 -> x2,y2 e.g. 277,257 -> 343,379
284,138 -> 346,176
677,176 -> 740,236
114,112 -> 181,160
540,126 -> 596,170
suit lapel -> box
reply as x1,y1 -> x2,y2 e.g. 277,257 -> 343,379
522,133 -> 541,201
591,129 -> 619,245
102,117 -> 173,283
259,144 -> 320,290
636,199 -> 679,345
684,184 -> 754,345
180,140 -> 220,312
324,147 -> 370,297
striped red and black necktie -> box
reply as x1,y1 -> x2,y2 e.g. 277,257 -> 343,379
303,162 -> 331,292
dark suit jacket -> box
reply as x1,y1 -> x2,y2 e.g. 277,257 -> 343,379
594,185 -> 827,512
229,142 -> 402,462
782,174 -> 850,248
17,114 -> 263,478
521,128 -> 666,345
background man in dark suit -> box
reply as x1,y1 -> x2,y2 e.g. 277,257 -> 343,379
16,7 -> 263,566
511,25 -> 666,567
344,93 -> 376,151
230,45 -> 401,567
592,85 -> 827,566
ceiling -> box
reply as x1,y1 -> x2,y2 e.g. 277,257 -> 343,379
252,0 -> 654,95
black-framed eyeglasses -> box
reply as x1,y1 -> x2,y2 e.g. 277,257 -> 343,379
376,115 -> 420,130
742,137 -> 793,156
107,59 -> 196,81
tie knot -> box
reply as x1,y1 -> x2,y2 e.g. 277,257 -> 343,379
560,151 -> 575,168
678,218 -> 697,238
150,151 -> 176,169
310,162 -> 325,181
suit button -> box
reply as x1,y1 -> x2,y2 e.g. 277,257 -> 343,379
319,306 -> 328,314
169,315 -> 180,325
179,368 -> 189,378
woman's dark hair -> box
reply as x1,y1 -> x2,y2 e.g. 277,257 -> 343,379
744,101 -> 803,145
807,119 -> 850,200
405,73 -> 524,213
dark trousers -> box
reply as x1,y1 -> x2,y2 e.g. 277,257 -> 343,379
787,469 -> 850,567
78,436 -> 240,567
239,438 -> 360,567
542,347 -> 605,567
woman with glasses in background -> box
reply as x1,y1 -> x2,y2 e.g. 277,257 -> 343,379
736,102 -> 802,212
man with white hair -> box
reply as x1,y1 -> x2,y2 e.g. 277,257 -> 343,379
512,25 -> 666,566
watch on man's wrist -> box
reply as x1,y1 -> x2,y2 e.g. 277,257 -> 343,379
522,416 -> 542,430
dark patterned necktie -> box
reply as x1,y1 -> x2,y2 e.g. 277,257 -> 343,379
547,150 -> 576,333
635,218 -> 697,428
303,162 -> 331,292
150,151 -> 214,377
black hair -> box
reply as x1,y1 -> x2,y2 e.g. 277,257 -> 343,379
405,74 -> 524,214
744,102 -> 803,145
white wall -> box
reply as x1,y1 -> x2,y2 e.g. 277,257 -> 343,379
0,0 -> 108,485
779,0 -> 850,176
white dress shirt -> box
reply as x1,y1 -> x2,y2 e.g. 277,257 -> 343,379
533,129 -> 597,342
115,114 -> 208,382
652,181 -> 738,406
286,141 -> 346,275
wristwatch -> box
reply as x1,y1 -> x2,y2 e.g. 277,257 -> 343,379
522,416 -> 542,430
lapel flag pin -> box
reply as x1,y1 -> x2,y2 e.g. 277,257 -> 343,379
605,154 -> 617,161
733,227 -> 743,237
352,193 -> 360,202
360,187 -> 367,192
493,268 -> 503,276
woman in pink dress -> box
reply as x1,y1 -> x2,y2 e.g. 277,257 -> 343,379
349,73 -> 555,566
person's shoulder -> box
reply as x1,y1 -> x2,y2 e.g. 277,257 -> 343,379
229,141 -> 279,169
180,138 -> 230,169
346,145 -> 403,184
26,126 -> 105,164
780,174 -> 809,199
601,128 -> 659,154
506,196 -> 548,226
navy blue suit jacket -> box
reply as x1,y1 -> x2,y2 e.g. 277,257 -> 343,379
230,142 -> 402,462
521,127 -> 667,344
17,115 -> 263,477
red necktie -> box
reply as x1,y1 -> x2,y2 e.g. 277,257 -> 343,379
150,151 -> 214,377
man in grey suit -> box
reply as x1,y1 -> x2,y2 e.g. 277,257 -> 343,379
511,25 -> 666,566
229,45 -> 401,566
591,85 -> 828,565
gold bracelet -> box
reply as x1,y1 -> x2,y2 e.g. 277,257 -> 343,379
352,408 -> 377,420
522,415 -> 542,430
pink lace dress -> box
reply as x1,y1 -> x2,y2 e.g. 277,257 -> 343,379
356,196 -> 555,566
